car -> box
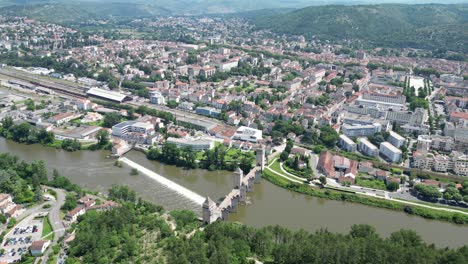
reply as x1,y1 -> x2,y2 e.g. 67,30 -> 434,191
12,252 -> 16,256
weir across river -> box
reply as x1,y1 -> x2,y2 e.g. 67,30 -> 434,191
119,157 -> 206,205
120,147 -> 267,224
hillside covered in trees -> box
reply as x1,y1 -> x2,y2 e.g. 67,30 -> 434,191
252,4 -> 468,53
65,196 -> 468,264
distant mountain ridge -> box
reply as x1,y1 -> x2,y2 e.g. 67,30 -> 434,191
2,0 -> 468,14
251,4 -> 468,53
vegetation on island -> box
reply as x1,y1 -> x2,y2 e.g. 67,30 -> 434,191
147,143 -> 255,173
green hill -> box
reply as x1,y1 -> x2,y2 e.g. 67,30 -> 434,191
0,3 -> 170,22
252,4 -> 468,52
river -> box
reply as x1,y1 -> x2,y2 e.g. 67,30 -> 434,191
1,138 -> 467,248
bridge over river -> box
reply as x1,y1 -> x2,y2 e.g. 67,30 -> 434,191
120,147 -> 266,223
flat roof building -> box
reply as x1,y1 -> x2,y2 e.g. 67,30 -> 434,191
358,138 -> 379,157
339,134 -> 357,152
388,131 -> 406,148
342,123 -> 382,137
232,126 -> 262,143
380,141 -> 402,163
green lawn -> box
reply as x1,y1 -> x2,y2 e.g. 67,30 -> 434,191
355,177 -> 387,190
42,216 -> 54,241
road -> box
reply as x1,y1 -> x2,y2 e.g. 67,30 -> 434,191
270,162 -> 468,215
40,187 -> 66,264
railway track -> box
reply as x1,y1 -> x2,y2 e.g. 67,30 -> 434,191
0,70 -> 87,98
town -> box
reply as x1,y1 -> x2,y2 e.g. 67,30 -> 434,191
0,11 -> 466,264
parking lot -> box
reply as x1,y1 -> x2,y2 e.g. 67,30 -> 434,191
0,214 -> 44,263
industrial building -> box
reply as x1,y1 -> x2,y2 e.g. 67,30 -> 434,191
86,88 -> 131,103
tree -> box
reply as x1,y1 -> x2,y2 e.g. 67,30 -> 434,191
239,156 -> 253,174
350,224 -> 377,238
103,112 -> 122,128
96,130 -> 109,146
61,194 -> 77,211
319,176 -> 327,185
61,139 -> 81,151
280,151 -> 289,162
108,185 -> 136,202
386,182 -> 399,192
414,184 -> 441,199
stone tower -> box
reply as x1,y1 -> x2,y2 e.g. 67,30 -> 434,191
202,196 -> 218,224
233,167 -> 243,189
256,146 -> 265,171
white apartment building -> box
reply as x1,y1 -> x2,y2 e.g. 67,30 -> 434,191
380,141 -> 402,163
388,131 -> 406,148
358,138 -> 379,157
112,121 -> 155,144
342,123 -> 382,137
232,126 -> 262,143
149,91 -> 166,105
339,134 -> 357,152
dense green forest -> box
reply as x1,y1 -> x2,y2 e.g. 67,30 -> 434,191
252,4 -> 468,53
65,196 -> 468,264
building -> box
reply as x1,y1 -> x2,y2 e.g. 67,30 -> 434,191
52,125 -> 102,140
30,240 -> 50,256
200,67 -> 216,78
358,138 -> 379,157
342,123 -> 382,137
388,131 -> 406,148
112,121 -> 155,144
218,59 -> 239,72
317,151 -> 357,183
149,91 -> 166,105
112,138 -> 131,156
356,92 -> 406,111
453,152 -> 468,176
339,134 -> 357,152
65,207 -> 85,223
166,137 -> 215,151
386,108 -> 426,126
86,87 -> 130,103
0,193 -> 13,213
81,112 -> 103,123
380,142 -> 402,163
48,112 -> 81,125
176,116 -> 218,131
195,106 -> 221,117
232,126 -> 262,143
412,151 -> 468,176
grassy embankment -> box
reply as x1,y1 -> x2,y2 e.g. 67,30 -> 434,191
263,164 -> 468,225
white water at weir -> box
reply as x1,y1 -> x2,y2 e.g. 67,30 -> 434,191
119,157 -> 206,205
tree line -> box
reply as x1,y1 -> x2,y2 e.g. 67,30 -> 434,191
65,187 -> 468,264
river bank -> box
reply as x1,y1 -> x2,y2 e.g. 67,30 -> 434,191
2,137 -> 468,248
262,167 -> 468,225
